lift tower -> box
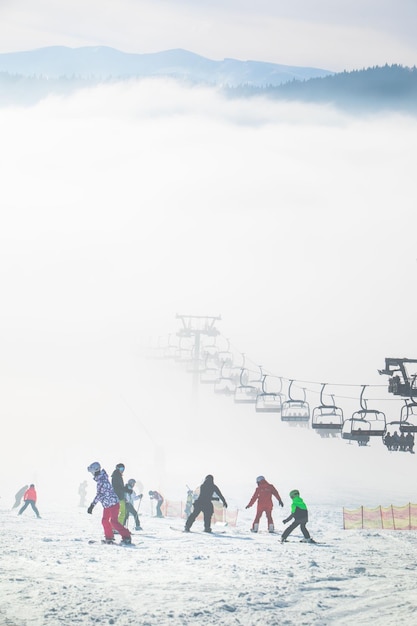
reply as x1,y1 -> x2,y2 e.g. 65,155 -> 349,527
176,314 -> 221,413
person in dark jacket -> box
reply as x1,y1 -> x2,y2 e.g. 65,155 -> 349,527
184,474 -> 227,533
18,484 -> 41,518
281,489 -> 315,543
111,463 -> 126,525
87,461 -> 131,544
246,475 -> 284,533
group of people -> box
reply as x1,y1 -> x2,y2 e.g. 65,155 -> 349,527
86,461 -> 166,544
15,466 -> 314,545
383,431 -> 415,453
184,474 -> 314,543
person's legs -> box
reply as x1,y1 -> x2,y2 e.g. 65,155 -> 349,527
18,501 -> 29,515
118,500 -> 126,525
29,501 -> 41,518
102,507 -> 114,540
109,503 -> 131,540
300,521 -> 311,539
281,520 -> 300,541
203,503 -> 214,532
265,508 -> 274,532
185,502 -> 202,530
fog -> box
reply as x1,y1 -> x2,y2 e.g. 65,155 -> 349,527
1,79 -> 416,511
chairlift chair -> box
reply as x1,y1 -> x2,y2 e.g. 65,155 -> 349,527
312,385 -> 343,431
399,400 -> 417,433
255,375 -> 283,413
281,381 -> 310,423
234,368 -> 259,404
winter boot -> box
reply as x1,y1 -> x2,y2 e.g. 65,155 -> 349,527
120,536 -> 132,545
268,524 -> 275,533
102,538 -> 115,544
203,528 -> 212,533
251,523 -> 259,533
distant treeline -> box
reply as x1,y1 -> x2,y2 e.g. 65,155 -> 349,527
225,65 -> 417,113
1,64 -> 417,113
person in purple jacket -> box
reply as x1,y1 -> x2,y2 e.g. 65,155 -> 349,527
87,462 -> 132,544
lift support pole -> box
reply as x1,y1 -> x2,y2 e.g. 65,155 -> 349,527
176,314 -> 221,415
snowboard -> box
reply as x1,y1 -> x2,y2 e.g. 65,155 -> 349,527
170,525 -> 226,535
88,539 -> 139,547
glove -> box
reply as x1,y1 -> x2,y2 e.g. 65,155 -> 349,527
279,500 -> 284,507
138,493 -> 143,499
283,518 -> 289,524
87,503 -> 94,514
245,505 -> 250,509
223,502 -> 228,508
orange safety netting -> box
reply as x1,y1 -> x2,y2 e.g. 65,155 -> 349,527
343,503 -> 417,530
161,500 -> 239,527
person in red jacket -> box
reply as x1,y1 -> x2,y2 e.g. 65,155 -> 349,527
245,475 -> 283,533
18,484 -> 41,518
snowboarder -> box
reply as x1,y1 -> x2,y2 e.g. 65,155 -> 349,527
18,484 -> 41,518
87,462 -> 131,545
78,481 -> 88,507
281,489 -> 315,543
149,490 -> 164,517
111,462 -> 126,525
124,479 -> 143,530
184,474 -> 227,533
12,484 -> 28,509
245,475 -> 284,533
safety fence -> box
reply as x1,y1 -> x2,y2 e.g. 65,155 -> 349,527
343,503 -> 417,530
160,500 -> 239,527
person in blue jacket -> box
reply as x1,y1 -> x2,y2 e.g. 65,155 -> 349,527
281,489 -> 315,543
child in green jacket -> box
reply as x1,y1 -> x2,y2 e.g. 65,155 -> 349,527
281,489 -> 315,543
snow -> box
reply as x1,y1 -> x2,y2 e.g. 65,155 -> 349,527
2,501 -> 417,625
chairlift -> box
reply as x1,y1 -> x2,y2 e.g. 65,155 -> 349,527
255,375 -> 283,413
200,354 -> 221,384
234,368 -> 259,404
399,388 -> 417,433
312,385 -> 343,431
343,386 -> 386,440
341,416 -> 370,446
213,361 -> 237,395
281,381 -> 310,423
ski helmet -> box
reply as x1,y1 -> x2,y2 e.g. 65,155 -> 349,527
256,476 -> 265,483
127,479 -> 136,488
289,489 -> 300,498
87,462 -> 101,474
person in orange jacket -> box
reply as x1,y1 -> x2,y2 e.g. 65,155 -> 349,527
18,484 -> 41,518
245,475 -> 283,533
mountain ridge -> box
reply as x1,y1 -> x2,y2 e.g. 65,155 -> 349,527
0,45 -> 332,87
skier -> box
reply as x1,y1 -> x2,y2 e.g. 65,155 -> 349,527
12,484 -> 28,509
78,481 -> 88,507
184,487 -> 195,518
149,490 -> 164,517
245,475 -> 284,533
18,484 -> 41,518
124,479 -> 143,530
111,462 -> 126,525
281,489 -> 315,543
184,474 -> 227,533
87,462 -> 132,545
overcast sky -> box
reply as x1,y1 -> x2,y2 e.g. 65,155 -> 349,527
0,0 -> 416,71
1,3 -> 417,505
